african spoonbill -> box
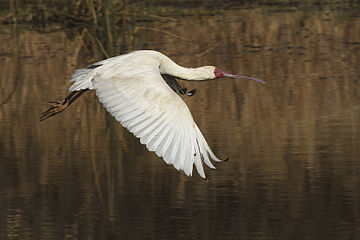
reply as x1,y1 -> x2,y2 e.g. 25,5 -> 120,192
41,50 -> 264,178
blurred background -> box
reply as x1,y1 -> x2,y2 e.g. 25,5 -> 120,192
0,0 -> 359,239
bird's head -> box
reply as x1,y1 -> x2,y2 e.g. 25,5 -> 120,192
214,67 -> 265,83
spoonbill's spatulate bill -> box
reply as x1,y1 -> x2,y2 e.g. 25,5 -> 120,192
41,50 -> 265,178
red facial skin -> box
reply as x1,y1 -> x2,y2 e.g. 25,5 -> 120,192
214,67 -> 226,78
214,67 -> 265,83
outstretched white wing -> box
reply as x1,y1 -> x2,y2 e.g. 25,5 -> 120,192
92,65 -> 223,178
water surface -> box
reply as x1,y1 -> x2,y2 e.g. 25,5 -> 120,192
1,4 -> 360,240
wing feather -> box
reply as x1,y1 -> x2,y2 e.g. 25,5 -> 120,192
92,66 -> 223,178
132,117 -> 158,137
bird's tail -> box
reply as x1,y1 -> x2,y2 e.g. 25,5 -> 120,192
69,64 -> 102,91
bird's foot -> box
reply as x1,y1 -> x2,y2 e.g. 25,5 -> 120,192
40,90 -> 88,121
40,101 -> 69,121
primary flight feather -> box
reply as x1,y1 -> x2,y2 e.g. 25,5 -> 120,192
41,50 -> 264,178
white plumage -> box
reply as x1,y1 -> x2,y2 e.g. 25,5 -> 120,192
42,50 -> 264,178
70,50 -> 222,178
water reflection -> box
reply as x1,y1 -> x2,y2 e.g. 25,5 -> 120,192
1,4 -> 360,240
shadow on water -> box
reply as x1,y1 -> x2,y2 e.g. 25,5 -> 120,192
0,2 -> 360,240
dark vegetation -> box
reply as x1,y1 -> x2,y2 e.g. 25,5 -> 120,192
1,0 -> 359,26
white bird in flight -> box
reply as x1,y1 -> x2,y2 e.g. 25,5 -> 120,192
41,50 -> 264,178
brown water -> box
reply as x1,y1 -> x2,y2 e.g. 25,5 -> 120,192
1,5 -> 360,240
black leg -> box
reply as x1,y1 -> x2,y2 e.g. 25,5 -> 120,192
40,89 -> 89,121
63,91 -> 78,103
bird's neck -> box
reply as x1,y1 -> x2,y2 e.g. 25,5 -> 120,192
159,54 -> 214,81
